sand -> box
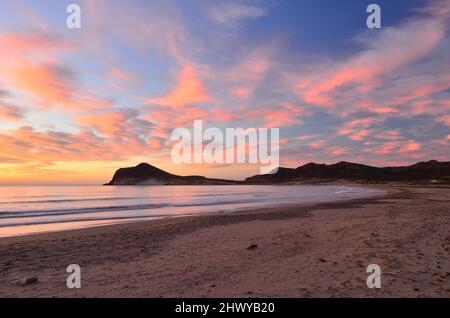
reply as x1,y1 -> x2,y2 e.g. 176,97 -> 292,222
0,186 -> 449,297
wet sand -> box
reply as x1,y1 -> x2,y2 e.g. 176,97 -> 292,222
0,186 -> 449,297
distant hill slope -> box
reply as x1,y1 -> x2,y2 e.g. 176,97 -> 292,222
245,160 -> 450,184
105,160 -> 450,185
105,163 -> 237,185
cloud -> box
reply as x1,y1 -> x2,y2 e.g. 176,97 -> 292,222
83,0 -> 193,63
109,68 -> 134,82
76,110 -> 137,137
148,64 -> 212,109
339,117 -> 380,141
365,140 -> 422,155
207,2 -> 269,26
373,130 -> 402,141
8,61 -> 113,110
296,18 -> 446,107
0,90 -> 24,122
232,86 -> 253,98
10,63 -> 74,105
0,104 -> 23,121
0,122 -> 155,167
0,32 -> 69,64
248,102 -> 305,127
0,32 -> 112,111
440,115 -> 450,126
224,46 -> 273,99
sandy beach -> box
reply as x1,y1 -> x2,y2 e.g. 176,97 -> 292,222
0,185 -> 449,298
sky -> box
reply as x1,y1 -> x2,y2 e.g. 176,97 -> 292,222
0,0 -> 449,184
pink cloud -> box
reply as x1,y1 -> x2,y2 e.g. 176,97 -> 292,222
349,129 -> 371,141
110,68 -> 134,82
83,0 -> 192,63
232,86 -> 253,98
296,18 -> 446,107
365,140 -> 422,155
400,141 -> 422,153
296,135 -> 320,141
224,47 -> 273,100
330,147 -> 351,156
339,117 -> 379,140
440,115 -> 450,126
374,130 -> 402,141
0,32 -> 69,64
308,140 -> 327,149
248,103 -> 305,127
210,109 -> 240,122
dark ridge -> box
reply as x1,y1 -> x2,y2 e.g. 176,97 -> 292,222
244,160 -> 450,184
105,160 -> 450,185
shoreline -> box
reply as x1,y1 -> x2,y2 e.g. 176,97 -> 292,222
0,185 -> 449,297
0,184 -> 384,240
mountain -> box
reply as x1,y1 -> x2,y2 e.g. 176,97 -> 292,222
245,160 -> 450,184
105,163 -> 237,185
105,160 -> 450,185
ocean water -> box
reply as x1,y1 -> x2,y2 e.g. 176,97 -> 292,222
0,185 -> 383,238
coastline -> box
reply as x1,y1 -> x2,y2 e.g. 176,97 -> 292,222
0,184 -> 383,239
0,185 -> 449,297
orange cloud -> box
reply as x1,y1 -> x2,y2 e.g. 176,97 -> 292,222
148,64 -> 212,108
7,62 -> 113,110
77,111 -> 133,137
0,123 -> 155,167
10,62 -> 72,105
0,32 -> 111,111
0,33 -> 68,64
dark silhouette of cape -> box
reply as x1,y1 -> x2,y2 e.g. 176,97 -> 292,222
105,163 -> 237,185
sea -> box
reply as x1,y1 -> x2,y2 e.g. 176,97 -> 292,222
0,185 -> 383,237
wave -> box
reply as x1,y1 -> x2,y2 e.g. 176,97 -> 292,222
0,189 -> 360,220
0,191 -> 267,205
0,185 -> 384,237
0,196 -> 148,205
0,203 -> 170,219
0,197 -> 271,220
0,214 -> 170,228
